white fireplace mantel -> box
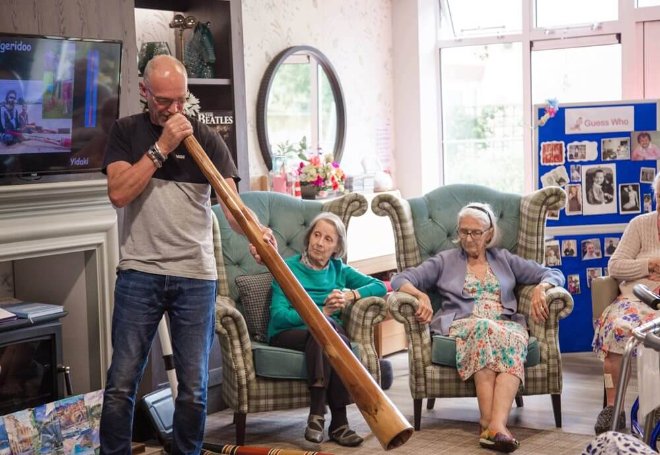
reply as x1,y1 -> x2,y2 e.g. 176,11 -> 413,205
0,179 -> 119,389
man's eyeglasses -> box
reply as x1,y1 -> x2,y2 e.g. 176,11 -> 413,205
146,87 -> 188,108
457,228 -> 490,239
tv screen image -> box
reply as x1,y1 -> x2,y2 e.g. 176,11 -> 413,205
0,33 -> 121,184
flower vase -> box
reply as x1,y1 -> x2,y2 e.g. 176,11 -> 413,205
300,184 -> 319,200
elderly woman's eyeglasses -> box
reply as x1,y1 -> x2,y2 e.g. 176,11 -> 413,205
457,228 -> 490,239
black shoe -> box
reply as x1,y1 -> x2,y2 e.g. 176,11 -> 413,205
304,414 -> 325,443
594,405 -> 626,434
329,424 -> 364,447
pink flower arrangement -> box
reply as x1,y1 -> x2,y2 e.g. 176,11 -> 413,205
297,153 -> 346,193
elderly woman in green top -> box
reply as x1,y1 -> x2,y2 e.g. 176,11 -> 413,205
267,212 -> 387,447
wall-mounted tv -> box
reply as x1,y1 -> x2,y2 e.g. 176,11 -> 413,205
0,32 -> 122,185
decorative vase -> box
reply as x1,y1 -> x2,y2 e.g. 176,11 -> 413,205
300,184 -> 319,200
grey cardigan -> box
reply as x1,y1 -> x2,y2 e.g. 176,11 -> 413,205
391,247 -> 565,335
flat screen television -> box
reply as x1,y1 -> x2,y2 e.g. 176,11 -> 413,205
0,32 -> 122,185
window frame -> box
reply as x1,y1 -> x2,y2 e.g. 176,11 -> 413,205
436,0 -> 660,192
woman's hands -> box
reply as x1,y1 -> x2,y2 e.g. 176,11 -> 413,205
398,282 -> 433,323
648,258 -> 660,275
323,289 -> 348,316
531,283 -> 551,323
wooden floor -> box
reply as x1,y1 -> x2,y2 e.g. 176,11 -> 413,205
384,350 -> 638,436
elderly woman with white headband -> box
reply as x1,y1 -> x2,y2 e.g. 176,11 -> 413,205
391,202 -> 564,453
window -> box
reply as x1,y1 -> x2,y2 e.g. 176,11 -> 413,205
437,1 -> 630,193
441,44 -> 524,193
440,0 -> 521,39
532,43 -> 622,104
535,0 -> 618,28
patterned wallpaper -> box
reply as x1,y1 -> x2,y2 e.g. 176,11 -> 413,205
242,0 -> 394,185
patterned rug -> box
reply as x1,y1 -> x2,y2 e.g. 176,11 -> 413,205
203,406 -> 594,455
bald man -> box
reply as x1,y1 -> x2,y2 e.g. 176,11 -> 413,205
100,55 -> 272,454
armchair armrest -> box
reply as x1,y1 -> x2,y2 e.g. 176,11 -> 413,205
517,284 -> 574,338
215,295 -> 255,412
371,193 -> 422,270
342,296 -> 388,381
591,276 -> 619,320
388,291 -> 433,367
322,192 -> 368,230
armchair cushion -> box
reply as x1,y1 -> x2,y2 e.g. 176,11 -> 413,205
430,335 -> 540,368
253,341 -> 362,380
235,272 -> 273,343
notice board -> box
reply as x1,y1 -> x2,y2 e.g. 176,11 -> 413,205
534,100 -> 660,351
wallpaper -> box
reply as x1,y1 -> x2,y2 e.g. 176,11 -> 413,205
242,0 -> 394,186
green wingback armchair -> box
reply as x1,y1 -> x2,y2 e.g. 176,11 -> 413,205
211,191 -> 387,444
371,184 -> 574,430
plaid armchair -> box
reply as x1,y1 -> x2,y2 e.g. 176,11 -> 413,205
210,191 -> 387,444
372,184 -> 574,430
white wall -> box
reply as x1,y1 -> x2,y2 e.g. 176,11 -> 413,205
241,0 -> 395,187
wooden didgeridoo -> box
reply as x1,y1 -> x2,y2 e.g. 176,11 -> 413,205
183,136 -> 413,450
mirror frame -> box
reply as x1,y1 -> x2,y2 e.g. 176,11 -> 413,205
256,45 -> 347,171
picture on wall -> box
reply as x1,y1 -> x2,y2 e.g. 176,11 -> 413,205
641,167 -> 656,183
544,239 -> 561,266
644,193 -> 653,213
570,164 -> 581,182
581,238 -> 602,260
566,184 -> 582,215
540,166 -> 569,188
562,239 -> 577,257
567,274 -> 581,295
601,137 -> 630,161
604,237 -> 619,256
582,163 -> 616,215
631,131 -> 660,161
618,183 -> 641,214
586,267 -> 603,288
540,141 -> 565,165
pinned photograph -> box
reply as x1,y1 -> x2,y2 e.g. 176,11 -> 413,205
540,166 -> 570,188
540,141 -> 565,165
582,164 -> 617,215
603,267 -> 608,277
631,131 -> 660,161
562,239 -> 577,257
544,239 -> 561,266
640,167 -> 656,183
567,141 -> 598,161
566,184 -> 582,215
547,208 -> 560,220
570,164 -> 582,182
601,137 -> 631,161
604,237 -> 619,257
586,267 -> 603,288
567,274 -> 581,295
619,183 -> 641,214
582,238 -> 602,260
644,193 -> 653,213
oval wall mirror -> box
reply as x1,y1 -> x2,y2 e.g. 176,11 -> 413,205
257,45 -> 346,171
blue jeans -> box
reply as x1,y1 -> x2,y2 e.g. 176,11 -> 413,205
100,269 -> 217,455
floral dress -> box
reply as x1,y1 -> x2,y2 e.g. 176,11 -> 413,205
592,297 -> 658,360
448,266 -> 529,382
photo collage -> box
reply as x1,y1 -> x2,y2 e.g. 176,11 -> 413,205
540,130 -> 658,218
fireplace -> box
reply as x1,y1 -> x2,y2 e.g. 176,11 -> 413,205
0,179 -> 118,393
0,318 -> 65,415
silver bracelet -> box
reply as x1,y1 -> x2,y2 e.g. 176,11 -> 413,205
152,142 -> 167,162
146,148 -> 163,168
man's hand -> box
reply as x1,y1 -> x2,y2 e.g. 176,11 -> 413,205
158,113 -> 193,155
248,227 -> 277,265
